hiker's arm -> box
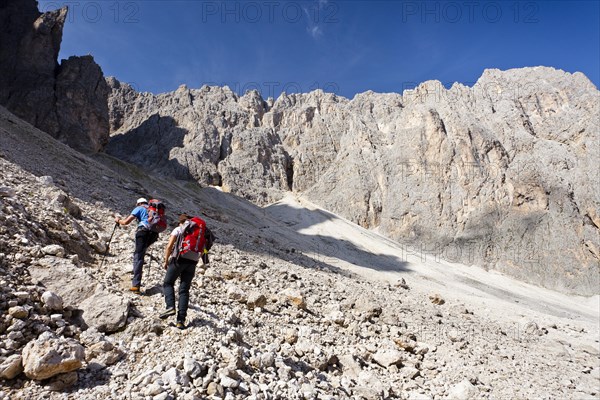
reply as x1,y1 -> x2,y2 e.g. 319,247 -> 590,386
164,235 -> 177,269
115,215 -> 136,226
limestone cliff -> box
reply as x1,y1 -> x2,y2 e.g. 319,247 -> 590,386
106,67 -> 600,295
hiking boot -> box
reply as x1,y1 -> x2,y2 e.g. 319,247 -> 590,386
176,321 -> 186,330
159,308 -> 176,319
130,286 -> 141,295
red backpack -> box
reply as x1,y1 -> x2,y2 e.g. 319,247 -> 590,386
146,199 -> 167,233
177,216 -> 207,261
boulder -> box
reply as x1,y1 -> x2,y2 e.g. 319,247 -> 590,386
284,328 -> 298,345
447,379 -> 478,399
8,306 -> 28,319
337,354 -> 362,379
29,257 -> 129,332
183,358 -> 205,379
42,245 -> 65,257
78,290 -> 129,333
85,340 -> 124,368
429,293 -> 445,305
162,367 -> 190,387
22,332 -> 85,380
372,348 -> 403,367
41,291 -> 63,311
0,187 -> 16,197
207,382 -> 224,397
280,288 -> 307,309
227,285 -> 247,302
353,296 -> 382,319
0,355 -> 24,379
246,292 -> 267,309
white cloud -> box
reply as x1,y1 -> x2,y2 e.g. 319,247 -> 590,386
304,0 -> 329,40
307,25 -> 323,39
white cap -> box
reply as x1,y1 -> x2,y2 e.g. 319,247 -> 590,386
136,198 -> 148,205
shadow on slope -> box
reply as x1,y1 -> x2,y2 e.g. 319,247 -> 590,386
182,185 -> 408,275
106,114 -> 193,180
0,106 -> 202,221
261,200 -> 409,274
0,107 -> 182,209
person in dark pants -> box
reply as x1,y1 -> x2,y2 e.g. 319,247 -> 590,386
115,198 -> 159,294
160,214 -> 209,329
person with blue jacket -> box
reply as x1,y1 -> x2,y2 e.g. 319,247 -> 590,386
115,198 -> 159,294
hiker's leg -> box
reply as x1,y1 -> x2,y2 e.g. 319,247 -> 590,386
177,260 -> 197,323
132,230 -> 149,287
140,231 -> 158,269
163,260 -> 183,310
148,231 -> 159,246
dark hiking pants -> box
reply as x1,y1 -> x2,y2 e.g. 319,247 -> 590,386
132,228 -> 158,287
163,258 -> 197,323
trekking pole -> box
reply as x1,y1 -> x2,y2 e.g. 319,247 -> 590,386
100,223 -> 118,269
147,249 -> 152,281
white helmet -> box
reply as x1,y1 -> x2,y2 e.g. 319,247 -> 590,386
136,198 -> 148,205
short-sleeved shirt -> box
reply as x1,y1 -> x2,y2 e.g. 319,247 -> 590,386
170,226 -> 184,238
130,205 -> 149,229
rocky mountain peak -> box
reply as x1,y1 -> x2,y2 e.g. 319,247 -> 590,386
0,0 -> 109,153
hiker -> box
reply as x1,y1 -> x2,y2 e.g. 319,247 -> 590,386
114,198 -> 160,294
160,214 -> 213,329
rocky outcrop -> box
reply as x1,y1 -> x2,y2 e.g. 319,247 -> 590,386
301,69 -> 600,296
0,0 -> 65,135
105,83 -> 293,203
0,0 -> 109,153
29,257 -> 129,333
55,56 -> 111,152
106,67 -> 600,295
218,127 -> 293,203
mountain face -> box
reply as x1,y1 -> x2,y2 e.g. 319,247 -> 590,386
0,0 -> 109,152
106,68 -> 600,296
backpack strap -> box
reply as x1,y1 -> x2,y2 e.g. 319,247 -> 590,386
172,222 -> 189,261
137,204 -> 150,230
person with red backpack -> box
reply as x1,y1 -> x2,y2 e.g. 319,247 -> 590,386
115,198 -> 167,294
160,214 -> 214,329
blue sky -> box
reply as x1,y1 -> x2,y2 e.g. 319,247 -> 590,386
39,0 -> 600,99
